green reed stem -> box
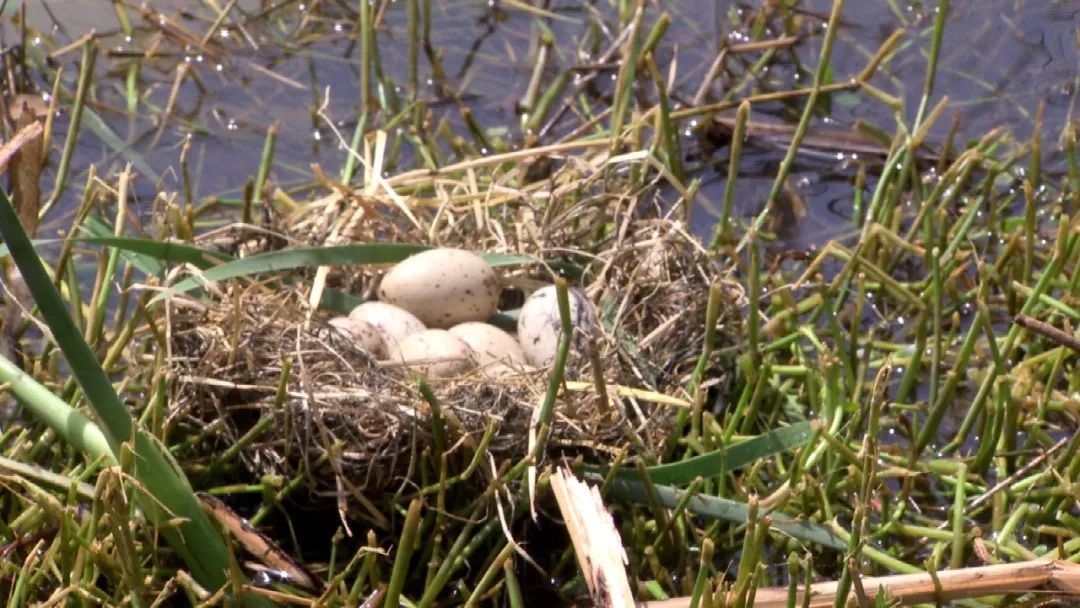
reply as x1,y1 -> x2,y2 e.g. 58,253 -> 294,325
531,278 -> 574,460
740,0 -> 845,248
645,54 -> 684,185
45,39 -> 96,212
748,232 -> 762,369
464,541 -> 512,607
358,0 -> 373,108
950,463 -> 967,568
711,100 -> 749,249
87,167 -> 130,346
384,498 -> 422,608
608,6 -> 642,155
246,123 -> 277,224
504,558 -> 524,608
525,71 -> 570,135
689,538 -> 714,608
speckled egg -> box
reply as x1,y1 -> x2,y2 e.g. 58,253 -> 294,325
328,316 -> 388,358
516,285 -> 597,367
479,362 -> 533,379
449,322 -> 528,371
378,248 -> 501,328
390,329 -> 476,377
348,301 -> 426,349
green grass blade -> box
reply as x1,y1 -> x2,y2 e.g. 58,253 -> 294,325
0,233 -> 232,277
0,188 -> 243,596
592,421 -> 813,485
477,252 -> 538,266
79,236 -> 231,271
602,476 -> 846,550
151,243 -> 426,302
0,355 -> 113,462
151,245 -> 536,302
0,242 -> 532,314
80,215 -> 225,276
0,206 -> 133,450
318,287 -> 366,313
81,106 -> 161,183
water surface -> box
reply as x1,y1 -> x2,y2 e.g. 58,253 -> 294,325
11,0 -> 1078,246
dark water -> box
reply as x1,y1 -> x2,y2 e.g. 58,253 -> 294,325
13,0 -> 1079,246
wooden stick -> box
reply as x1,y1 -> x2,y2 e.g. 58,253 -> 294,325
638,560 -> 1080,608
1014,314 -> 1080,353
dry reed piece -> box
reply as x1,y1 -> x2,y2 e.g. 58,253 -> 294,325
551,467 -> 635,608
640,559 -> 1080,608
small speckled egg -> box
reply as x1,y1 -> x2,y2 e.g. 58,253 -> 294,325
516,285 -> 597,367
390,329 -> 476,377
348,301 -> 426,349
328,317 -> 388,358
378,248 -> 500,328
449,322 -> 528,371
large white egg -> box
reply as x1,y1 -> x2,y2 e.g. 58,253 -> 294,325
348,301 -> 426,349
328,317 -> 388,358
390,329 -> 476,377
516,285 -> 597,367
449,322 -> 527,371
378,248 -> 501,328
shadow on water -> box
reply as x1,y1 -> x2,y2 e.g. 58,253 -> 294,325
11,0 -> 1077,249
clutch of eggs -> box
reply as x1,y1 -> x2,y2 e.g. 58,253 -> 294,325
330,247 -> 596,378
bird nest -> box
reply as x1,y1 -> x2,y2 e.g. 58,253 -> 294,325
166,167 -> 744,496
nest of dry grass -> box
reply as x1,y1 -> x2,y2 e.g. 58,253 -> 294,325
166,157 -> 744,495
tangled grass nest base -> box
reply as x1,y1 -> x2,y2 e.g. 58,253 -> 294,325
166,165 -> 744,497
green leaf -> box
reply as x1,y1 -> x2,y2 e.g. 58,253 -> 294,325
477,252 -> 537,267
0,231 -> 232,278
150,243 -> 428,302
488,309 -> 519,331
80,216 -> 165,277
151,244 -> 539,303
79,215 -> 229,277
834,91 -> 862,107
592,421 -> 814,486
602,476 -> 846,550
0,188 -> 247,597
0,356 -> 113,462
318,288 -> 366,313
82,235 -> 231,270
81,106 -> 161,182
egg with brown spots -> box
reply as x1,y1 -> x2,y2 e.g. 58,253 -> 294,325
449,322 -> 528,371
390,329 -> 476,377
328,317 -> 388,358
516,285 -> 597,367
348,301 -> 426,350
378,248 -> 501,328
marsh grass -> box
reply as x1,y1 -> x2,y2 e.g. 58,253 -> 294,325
0,0 -> 1077,606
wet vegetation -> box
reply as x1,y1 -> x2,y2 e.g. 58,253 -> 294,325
0,0 -> 1077,606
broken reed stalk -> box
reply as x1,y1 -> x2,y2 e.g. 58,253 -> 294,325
551,468 -> 635,608
638,560 -> 1080,608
